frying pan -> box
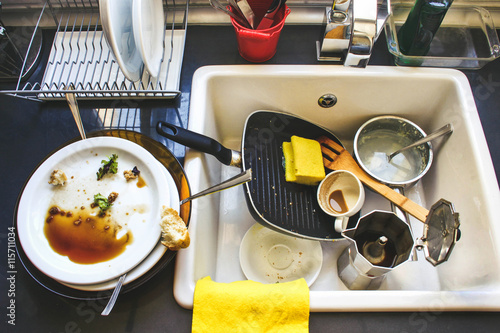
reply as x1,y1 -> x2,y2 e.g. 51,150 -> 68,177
157,110 -> 354,240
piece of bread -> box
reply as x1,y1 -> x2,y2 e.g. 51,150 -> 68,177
48,169 -> 67,186
160,206 -> 190,251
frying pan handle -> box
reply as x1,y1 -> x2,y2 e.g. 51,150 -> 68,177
156,121 -> 236,166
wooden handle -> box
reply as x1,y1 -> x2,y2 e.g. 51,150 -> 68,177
317,136 -> 429,222
355,170 -> 429,223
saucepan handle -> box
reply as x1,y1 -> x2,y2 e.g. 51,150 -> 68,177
156,121 -> 236,166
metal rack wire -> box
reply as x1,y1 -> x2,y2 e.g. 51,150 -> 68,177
1,0 -> 188,100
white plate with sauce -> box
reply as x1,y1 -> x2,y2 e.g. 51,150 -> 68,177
17,137 -> 169,285
132,0 -> 165,79
99,0 -> 143,82
239,223 -> 323,287
59,161 -> 179,291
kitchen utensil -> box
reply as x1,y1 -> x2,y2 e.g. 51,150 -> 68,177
236,0 -> 257,29
65,86 -> 86,140
228,0 -> 249,25
180,169 -> 252,205
353,115 -> 441,262
388,123 -> 453,161
319,136 -> 461,266
209,0 -> 253,29
157,110 -> 349,240
99,0 -> 144,82
337,210 -> 414,290
67,89 -> 135,314
353,116 -> 433,187
239,223 -> 323,286
101,273 -> 126,316
317,170 -> 365,232
318,135 -> 429,222
132,0 -> 165,79
256,0 -> 282,30
14,130 -> 190,300
229,3 -> 290,62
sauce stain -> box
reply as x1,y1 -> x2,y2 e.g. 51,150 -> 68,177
44,206 -> 132,264
137,175 -> 146,188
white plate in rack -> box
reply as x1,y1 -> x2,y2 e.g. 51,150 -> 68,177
133,0 -> 165,79
99,0 -> 143,82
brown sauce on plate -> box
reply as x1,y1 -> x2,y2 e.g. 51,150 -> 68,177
137,175 -> 147,188
44,206 -> 132,264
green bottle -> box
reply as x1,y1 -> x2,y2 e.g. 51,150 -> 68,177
397,0 -> 454,56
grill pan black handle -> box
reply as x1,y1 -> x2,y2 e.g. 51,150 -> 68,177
156,121 -> 240,167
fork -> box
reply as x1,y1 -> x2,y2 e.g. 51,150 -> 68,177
317,136 -> 429,223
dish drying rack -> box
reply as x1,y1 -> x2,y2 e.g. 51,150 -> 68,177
1,0 -> 188,101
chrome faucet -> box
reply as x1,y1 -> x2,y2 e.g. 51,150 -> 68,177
317,0 -> 389,67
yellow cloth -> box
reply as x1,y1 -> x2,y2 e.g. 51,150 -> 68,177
192,277 -> 310,333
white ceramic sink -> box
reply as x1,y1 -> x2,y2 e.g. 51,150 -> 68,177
173,65 -> 500,311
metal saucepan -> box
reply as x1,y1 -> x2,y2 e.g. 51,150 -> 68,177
157,110 -> 349,240
353,115 -> 437,189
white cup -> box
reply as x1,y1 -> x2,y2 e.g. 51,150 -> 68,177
317,170 -> 365,232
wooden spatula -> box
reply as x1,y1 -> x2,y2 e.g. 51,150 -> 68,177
317,136 -> 429,223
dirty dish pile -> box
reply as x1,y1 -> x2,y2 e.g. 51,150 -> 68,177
16,137 -> 179,291
156,110 -> 460,289
157,110 -> 349,241
245,113 -> 458,288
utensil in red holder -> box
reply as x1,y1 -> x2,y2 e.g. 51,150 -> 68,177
256,0 -> 282,30
229,1 -> 290,62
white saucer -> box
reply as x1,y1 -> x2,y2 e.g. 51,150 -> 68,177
132,0 -> 165,79
239,223 -> 323,287
100,0 -> 143,82
17,137 -> 168,285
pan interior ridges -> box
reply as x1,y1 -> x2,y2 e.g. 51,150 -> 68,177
242,111 -> 358,240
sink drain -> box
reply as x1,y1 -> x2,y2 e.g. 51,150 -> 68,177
318,94 -> 337,108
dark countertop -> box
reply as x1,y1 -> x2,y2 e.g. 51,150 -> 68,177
1,24 -> 500,333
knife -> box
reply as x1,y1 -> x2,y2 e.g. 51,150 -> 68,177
256,0 -> 282,30
228,0 -> 251,27
236,0 -> 256,29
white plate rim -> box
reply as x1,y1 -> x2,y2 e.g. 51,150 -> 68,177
239,223 -> 323,287
132,0 -> 165,79
99,0 -> 143,82
17,137 -> 168,285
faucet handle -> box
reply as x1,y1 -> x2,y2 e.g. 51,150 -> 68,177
344,0 -> 389,68
344,0 -> 378,67
317,0 -> 389,65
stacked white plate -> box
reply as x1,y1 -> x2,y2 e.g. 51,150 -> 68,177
99,0 -> 165,81
17,137 -> 179,291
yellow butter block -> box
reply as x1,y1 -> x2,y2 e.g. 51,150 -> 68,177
291,135 -> 325,185
283,141 -> 297,182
